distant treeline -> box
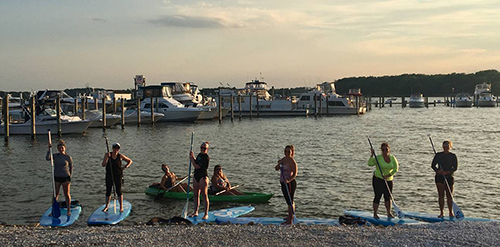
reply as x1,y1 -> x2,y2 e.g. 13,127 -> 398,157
334,69 -> 500,96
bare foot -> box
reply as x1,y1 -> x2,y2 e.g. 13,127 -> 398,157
281,221 -> 292,225
120,208 -> 124,213
449,213 -> 454,217
190,212 -> 198,218
437,214 -> 444,218
102,207 -> 109,212
373,214 -> 380,219
387,213 -> 395,218
202,214 -> 209,220
67,211 -> 72,216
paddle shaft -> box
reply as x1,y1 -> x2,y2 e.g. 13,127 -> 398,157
182,132 -> 194,218
48,130 -> 61,218
215,184 -> 241,196
104,137 -> 117,213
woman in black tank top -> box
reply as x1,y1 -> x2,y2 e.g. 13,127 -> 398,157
189,142 -> 210,220
101,143 -> 133,213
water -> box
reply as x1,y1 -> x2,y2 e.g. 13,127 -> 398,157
1,106 -> 500,226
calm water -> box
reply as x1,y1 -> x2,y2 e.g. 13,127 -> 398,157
1,106 -> 500,226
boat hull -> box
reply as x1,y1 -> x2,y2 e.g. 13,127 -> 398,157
145,186 -> 273,203
0,120 -> 91,135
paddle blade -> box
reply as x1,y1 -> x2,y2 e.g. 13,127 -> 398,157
453,202 -> 464,221
291,215 -> 299,225
181,203 -> 188,219
392,201 -> 404,219
52,197 -> 61,218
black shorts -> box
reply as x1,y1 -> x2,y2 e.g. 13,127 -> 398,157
54,176 -> 71,183
435,175 -> 454,186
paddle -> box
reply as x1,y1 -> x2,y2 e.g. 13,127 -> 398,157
428,135 -> 464,220
155,175 -> 189,200
47,130 -> 61,218
367,137 -> 404,219
214,184 -> 241,196
104,137 -> 117,214
280,164 -> 299,225
181,132 -> 195,219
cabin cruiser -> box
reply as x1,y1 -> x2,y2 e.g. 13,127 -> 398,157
455,93 -> 473,107
409,94 -> 425,108
0,108 -> 91,135
296,82 -> 366,115
474,83 -> 496,107
122,109 -> 164,124
160,82 -> 218,120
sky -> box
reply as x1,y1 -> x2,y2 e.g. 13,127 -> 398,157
1,0 -> 499,91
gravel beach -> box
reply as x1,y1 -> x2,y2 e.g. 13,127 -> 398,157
1,221 -> 499,246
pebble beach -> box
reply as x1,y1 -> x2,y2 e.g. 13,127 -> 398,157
1,221 -> 499,246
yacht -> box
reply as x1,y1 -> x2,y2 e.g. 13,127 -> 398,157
409,94 -> 425,108
455,93 -> 473,107
474,83 -> 496,107
160,82 -> 218,120
296,82 -> 366,115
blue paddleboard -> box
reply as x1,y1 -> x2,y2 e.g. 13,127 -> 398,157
215,216 -> 340,226
403,211 -> 498,223
87,200 -> 132,226
39,203 -> 82,227
187,206 -> 254,225
344,210 -> 426,226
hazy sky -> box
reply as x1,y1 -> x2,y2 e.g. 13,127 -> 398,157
1,0 -> 499,91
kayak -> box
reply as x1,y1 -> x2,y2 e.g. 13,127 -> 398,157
145,185 -> 273,203
403,211 -> 499,222
187,206 -> 254,225
39,200 -> 82,227
87,200 -> 132,226
344,210 -> 426,226
216,216 -> 340,226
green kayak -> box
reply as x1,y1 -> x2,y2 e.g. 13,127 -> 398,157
145,185 -> 273,203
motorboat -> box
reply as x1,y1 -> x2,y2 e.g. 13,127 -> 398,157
0,108 -> 91,135
84,110 -> 121,128
474,83 -> 496,107
122,109 -> 164,124
296,82 -> 366,115
160,82 -> 219,120
455,93 -> 473,107
409,94 -> 425,108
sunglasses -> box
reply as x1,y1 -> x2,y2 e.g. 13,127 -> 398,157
200,146 -> 207,150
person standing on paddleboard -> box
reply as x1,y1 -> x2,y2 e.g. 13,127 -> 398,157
101,143 -> 133,212
431,140 -> 458,218
275,145 -> 298,225
45,140 -> 73,216
189,141 -> 210,220
368,142 -> 399,219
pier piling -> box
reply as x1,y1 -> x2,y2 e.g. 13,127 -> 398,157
30,95 -> 36,138
56,94 -> 62,137
121,97 -> 125,129
3,94 -> 10,141
102,97 -> 107,129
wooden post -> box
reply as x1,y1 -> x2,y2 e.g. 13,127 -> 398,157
218,93 -> 222,123
318,94 -> 322,116
74,96 -> 78,116
381,97 -> 385,107
137,97 -> 141,126
56,94 -> 62,137
113,97 -> 117,113
238,94 -> 242,120
3,95 -> 10,141
314,94 -> 317,117
230,94 -> 234,122
356,96 -> 360,116
389,99 -> 392,107
425,97 -> 429,108
326,94 -> 329,115
31,95 -> 36,138
271,86 -> 275,100
402,97 -> 405,108
82,97 -> 86,120
94,97 -> 98,111
85,96 -> 89,111
121,98 -> 125,129
249,95 -> 253,119
150,96 -> 154,124
102,97 -> 107,129
256,95 -> 260,118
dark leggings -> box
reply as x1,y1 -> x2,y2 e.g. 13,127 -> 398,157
280,180 -> 297,206
372,176 -> 393,204
106,174 -> 123,197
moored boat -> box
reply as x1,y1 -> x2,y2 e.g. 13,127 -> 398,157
474,83 -> 496,107
409,94 -> 425,108
455,93 -> 473,107
145,185 -> 273,203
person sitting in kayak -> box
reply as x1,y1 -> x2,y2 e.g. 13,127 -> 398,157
152,164 -> 191,193
209,165 -> 244,195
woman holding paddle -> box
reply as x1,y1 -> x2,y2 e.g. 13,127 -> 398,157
368,142 -> 399,219
210,165 -> 244,195
275,145 -> 298,225
101,143 -> 133,213
45,140 -> 73,216
153,164 -> 191,193
431,140 -> 458,218
189,141 -> 210,220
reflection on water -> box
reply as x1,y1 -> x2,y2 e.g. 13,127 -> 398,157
1,106 -> 500,226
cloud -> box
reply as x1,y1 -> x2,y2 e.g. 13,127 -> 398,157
89,17 -> 107,22
148,15 -> 242,28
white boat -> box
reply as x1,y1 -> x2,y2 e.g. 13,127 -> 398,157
160,82 -> 218,120
409,94 -> 425,108
0,109 -> 91,135
141,97 -> 203,122
474,83 -> 496,107
84,110 -> 121,128
455,93 -> 473,107
123,110 -> 164,124
296,82 -> 366,115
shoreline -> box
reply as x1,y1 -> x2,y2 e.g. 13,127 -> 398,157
1,221 -> 499,246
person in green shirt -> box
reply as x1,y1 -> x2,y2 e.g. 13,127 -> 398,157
368,142 -> 399,219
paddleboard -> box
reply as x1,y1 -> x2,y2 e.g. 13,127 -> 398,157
87,200 -> 132,226
186,206 -> 254,225
403,211 -> 499,223
39,202 -> 82,227
344,210 -> 426,226
215,216 -> 340,226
